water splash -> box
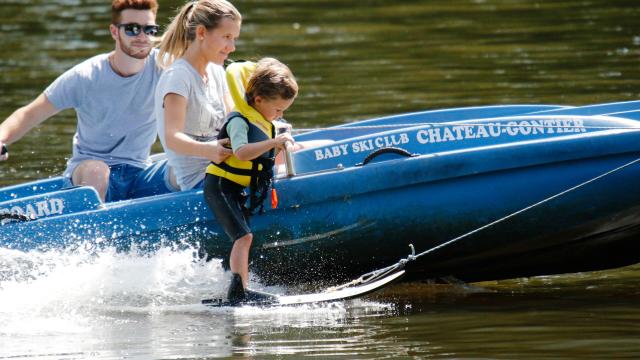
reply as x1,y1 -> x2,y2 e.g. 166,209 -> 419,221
0,245 -> 394,324
0,245 -> 396,358
0,245 -> 226,334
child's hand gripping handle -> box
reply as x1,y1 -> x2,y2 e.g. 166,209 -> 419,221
277,127 -> 296,177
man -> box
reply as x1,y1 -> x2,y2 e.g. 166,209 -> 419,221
0,0 -> 228,201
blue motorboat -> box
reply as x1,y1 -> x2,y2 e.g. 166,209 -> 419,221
2,101 -> 640,285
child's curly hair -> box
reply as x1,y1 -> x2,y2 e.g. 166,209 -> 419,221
246,58 -> 298,106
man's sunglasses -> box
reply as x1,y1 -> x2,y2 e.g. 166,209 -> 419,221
117,23 -> 159,37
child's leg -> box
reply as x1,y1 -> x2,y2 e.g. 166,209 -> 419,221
203,175 -> 253,290
230,233 -> 253,287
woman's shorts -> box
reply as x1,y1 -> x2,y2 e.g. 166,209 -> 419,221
203,174 -> 251,242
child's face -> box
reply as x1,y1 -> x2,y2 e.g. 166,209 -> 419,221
254,96 -> 295,121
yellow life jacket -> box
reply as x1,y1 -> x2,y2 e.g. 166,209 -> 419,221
206,61 -> 276,214
206,111 -> 275,187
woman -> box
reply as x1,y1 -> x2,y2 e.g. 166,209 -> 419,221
155,0 -> 241,191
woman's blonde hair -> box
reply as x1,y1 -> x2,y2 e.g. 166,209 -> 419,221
158,0 -> 241,68
246,58 -> 298,106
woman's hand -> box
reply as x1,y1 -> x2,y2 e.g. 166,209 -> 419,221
208,138 -> 233,164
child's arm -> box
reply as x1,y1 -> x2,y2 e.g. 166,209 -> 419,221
235,133 -> 293,161
226,117 -> 294,161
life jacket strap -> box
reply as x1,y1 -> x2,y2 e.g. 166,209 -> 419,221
248,157 -> 275,215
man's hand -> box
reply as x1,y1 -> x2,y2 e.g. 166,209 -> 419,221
0,141 -> 8,161
209,138 -> 232,164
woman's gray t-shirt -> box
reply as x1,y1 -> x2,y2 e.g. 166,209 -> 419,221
155,59 -> 228,190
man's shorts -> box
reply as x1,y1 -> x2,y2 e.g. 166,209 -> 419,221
63,159 -> 174,202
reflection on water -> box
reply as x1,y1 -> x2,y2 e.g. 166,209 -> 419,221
1,0 -> 640,358
374,268 -> 640,358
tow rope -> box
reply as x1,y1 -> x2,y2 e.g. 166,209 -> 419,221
327,156 -> 640,292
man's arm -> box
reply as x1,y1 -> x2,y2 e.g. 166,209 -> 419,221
0,94 -> 60,160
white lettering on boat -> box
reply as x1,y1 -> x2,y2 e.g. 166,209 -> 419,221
416,119 -> 586,144
0,198 -> 65,219
315,133 -> 410,160
313,118 -> 587,161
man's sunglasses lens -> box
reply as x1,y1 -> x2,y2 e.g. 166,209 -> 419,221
119,23 -> 159,36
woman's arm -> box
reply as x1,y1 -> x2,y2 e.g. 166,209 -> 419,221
223,91 -> 234,113
163,93 -> 231,163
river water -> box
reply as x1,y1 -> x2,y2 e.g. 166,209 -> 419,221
1,0 -> 640,358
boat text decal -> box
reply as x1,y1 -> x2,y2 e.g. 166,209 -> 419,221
314,119 -> 587,161
0,198 -> 65,220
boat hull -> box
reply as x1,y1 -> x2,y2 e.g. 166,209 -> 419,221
3,102 -> 640,285
248,153 -> 640,284
4,147 -> 639,285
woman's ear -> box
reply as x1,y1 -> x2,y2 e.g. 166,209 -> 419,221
195,24 -> 206,41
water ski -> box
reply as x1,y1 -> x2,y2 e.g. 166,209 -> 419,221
202,269 -> 405,308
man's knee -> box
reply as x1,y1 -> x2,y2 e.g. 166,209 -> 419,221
74,160 -> 109,180
72,160 -> 110,195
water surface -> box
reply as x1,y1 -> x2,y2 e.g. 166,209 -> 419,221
1,0 -> 640,358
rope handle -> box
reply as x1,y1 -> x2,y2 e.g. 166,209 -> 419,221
358,147 -> 416,166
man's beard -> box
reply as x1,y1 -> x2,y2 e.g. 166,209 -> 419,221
119,35 -> 151,59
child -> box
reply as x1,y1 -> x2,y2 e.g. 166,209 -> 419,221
204,58 -> 298,304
